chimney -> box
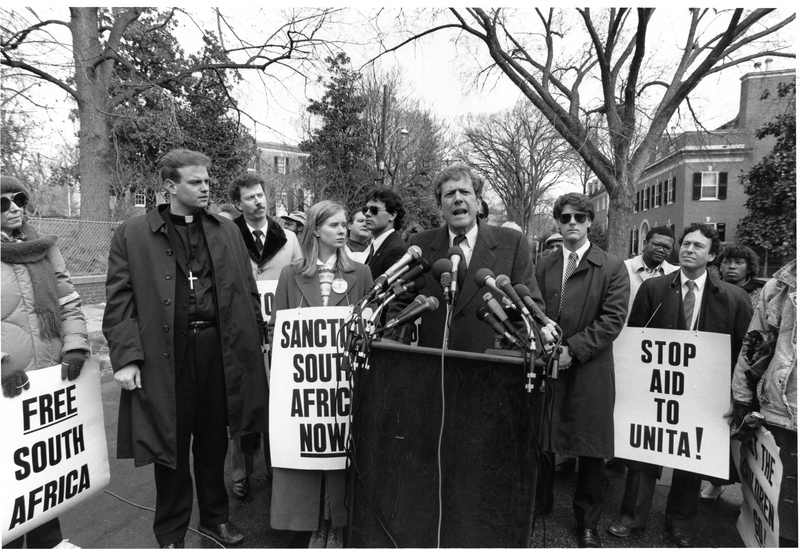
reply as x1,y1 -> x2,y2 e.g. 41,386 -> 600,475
754,61 -> 762,71
765,58 -> 773,71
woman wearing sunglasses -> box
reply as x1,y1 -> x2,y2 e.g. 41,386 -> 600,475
1,176 -> 89,549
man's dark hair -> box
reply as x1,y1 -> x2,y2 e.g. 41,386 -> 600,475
645,226 -> 675,242
432,164 -> 484,206
552,192 -> 595,221
364,187 -> 406,230
679,223 -> 722,256
718,243 -> 760,277
159,149 -> 211,184
228,173 -> 266,203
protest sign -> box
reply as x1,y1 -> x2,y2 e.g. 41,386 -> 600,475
2,361 -> 110,544
733,427 -> 783,547
269,306 -> 352,470
256,279 -> 278,324
613,326 -> 730,477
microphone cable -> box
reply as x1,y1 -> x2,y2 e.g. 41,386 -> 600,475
436,300 -> 455,548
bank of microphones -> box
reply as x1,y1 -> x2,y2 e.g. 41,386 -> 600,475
340,246 -> 440,371
474,268 -> 562,389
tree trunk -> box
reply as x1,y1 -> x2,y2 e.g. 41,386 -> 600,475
71,8 -> 113,221
606,179 -> 635,260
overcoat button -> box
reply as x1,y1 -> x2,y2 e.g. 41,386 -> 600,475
163,325 -> 169,332
166,274 -> 172,280
164,299 -> 171,306
182,305 -> 188,311
166,249 -> 173,256
163,351 -> 170,358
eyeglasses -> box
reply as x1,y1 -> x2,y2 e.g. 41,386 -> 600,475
1,192 -> 29,213
362,205 -> 387,216
558,213 -> 588,225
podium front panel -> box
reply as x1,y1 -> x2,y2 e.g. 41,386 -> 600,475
348,341 -> 537,547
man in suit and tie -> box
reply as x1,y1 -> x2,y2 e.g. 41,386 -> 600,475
227,173 -> 302,499
406,164 -> 542,352
606,223 -> 752,547
534,192 -> 630,548
363,187 -> 409,280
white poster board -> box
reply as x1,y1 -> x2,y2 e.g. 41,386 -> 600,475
269,306 -> 352,470
613,327 -> 731,477
733,427 -> 783,547
2,361 -> 110,544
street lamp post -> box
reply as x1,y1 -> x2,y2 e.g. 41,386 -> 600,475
379,126 -> 409,185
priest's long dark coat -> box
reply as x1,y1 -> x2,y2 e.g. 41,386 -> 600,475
535,244 -> 629,458
103,205 -> 269,468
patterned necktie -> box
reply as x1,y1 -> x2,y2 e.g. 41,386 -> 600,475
253,230 -> 264,254
318,265 -> 335,306
558,252 -> 578,318
453,235 -> 467,286
683,280 -> 696,330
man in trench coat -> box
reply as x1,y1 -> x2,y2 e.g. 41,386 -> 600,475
534,192 -> 629,548
103,149 -> 268,548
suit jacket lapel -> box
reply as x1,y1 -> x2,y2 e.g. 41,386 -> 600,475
296,272 -> 323,308
454,226 -> 497,316
544,253 -> 564,316
698,274 -> 727,331
370,232 -> 395,269
327,270 -> 357,307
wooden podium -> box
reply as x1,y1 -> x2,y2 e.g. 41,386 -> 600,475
347,340 -> 539,547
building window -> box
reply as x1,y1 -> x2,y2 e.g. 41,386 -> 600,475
634,191 -> 639,213
667,177 -> 676,204
275,156 -> 288,175
655,182 -> 662,208
692,172 -> 728,200
134,191 -> 146,208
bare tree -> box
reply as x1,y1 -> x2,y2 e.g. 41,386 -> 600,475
373,8 -> 795,256
459,100 -> 570,236
1,7 -> 339,220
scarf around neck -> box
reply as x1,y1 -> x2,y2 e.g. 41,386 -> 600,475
1,222 -> 62,339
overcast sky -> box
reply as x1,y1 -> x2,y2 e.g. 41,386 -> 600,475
8,7 -> 795,159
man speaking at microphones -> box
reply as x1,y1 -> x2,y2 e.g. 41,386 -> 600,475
398,163 -> 543,353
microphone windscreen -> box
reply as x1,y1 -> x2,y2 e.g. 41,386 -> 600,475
475,268 -> 495,287
432,258 -> 452,279
407,245 -> 422,260
447,246 -> 465,261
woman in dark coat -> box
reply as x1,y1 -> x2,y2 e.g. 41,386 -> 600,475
268,201 -> 372,549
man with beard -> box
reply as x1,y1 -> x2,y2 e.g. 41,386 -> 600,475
624,227 -> 679,318
227,173 -> 302,500
104,149 -> 268,548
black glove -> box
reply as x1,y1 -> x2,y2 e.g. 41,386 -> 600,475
2,370 -> 30,398
61,350 -> 87,381
728,401 -> 757,441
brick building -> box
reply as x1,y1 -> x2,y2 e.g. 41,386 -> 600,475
589,66 -> 795,271
254,141 -> 309,217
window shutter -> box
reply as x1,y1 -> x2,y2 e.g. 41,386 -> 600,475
671,177 -> 676,203
718,172 -> 728,200
692,173 -> 702,200
716,223 -> 727,241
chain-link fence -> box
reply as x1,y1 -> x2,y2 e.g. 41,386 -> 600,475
28,217 -> 120,276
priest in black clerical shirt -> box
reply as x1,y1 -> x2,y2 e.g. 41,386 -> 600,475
103,149 -> 268,549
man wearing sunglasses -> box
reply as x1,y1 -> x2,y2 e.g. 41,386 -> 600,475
362,188 -> 408,281
534,192 -> 629,548
623,227 -> 679,317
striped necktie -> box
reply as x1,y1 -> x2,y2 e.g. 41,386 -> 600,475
253,230 -> 264,254
558,252 -> 578,318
